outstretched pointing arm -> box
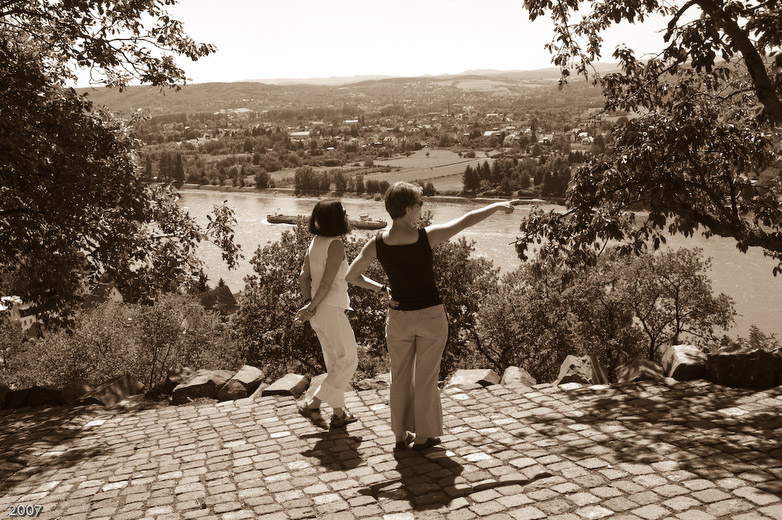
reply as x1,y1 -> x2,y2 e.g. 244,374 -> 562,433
426,200 -> 519,247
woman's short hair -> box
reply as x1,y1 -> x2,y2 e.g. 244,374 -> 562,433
384,182 -> 422,219
309,200 -> 350,236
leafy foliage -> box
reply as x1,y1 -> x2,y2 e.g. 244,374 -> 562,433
519,0 -> 782,275
1,295 -> 243,390
234,221 -> 501,381
478,248 -> 734,382
0,0 -> 214,89
0,36 -> 239,325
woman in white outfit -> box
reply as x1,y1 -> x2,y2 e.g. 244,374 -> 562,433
295,200 -> 359,429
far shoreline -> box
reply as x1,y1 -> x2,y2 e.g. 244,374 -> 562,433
177,183 -> 563,206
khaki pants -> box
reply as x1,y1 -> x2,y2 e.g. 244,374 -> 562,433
386,304 -> 448,439
309,305 -> 359,409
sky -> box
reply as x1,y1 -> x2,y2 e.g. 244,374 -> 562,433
143,0 -> 674,84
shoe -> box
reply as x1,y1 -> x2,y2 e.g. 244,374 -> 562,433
297,401 -> 327,428
394,433 -> 416,450
412,437 -> 441,450
330,411 -> 358,429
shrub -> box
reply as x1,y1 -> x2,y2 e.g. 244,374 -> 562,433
235,223 -> 501,382
4,295 -> 243,390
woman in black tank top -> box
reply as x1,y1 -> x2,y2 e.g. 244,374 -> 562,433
346,182 -> 517,450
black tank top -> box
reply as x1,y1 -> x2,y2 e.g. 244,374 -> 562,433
375,228 -> 442,311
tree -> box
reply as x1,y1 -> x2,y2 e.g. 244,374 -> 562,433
174,153 -> 185,183
477,247 -> 734,382
621,248 -> 735,360
0,0 -> 215,89
0,7 -> 237,325
519,0 -> 782,276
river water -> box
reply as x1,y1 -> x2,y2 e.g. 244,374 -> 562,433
179,189 -> 781,339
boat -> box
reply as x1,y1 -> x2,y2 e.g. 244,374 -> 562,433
266,213 -> 304,225
350,214 -> 387,230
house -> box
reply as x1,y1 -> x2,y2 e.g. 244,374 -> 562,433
82,282 -> 124,310
289,131 -> 311,141
1,296 -> 40,338
199,285 -> 239,316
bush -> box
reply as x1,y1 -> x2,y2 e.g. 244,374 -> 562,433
3,295 -> 243,390
235,222 -> 501,382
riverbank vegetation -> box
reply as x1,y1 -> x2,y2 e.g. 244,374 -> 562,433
3,221 -> 758,391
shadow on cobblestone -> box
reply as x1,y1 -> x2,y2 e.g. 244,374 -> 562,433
301,429 -> 364,471
0,406 -> 106,497
510,381 -> 782,498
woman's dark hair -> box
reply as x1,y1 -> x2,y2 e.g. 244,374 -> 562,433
384,182 -> 422,219
309,200 -> 350,236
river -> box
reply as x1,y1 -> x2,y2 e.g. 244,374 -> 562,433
179,189 -> 781,339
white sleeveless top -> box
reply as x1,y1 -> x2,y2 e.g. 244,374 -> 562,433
308,236 -> 350,309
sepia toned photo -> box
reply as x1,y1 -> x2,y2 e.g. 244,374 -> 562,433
1,0 -> 781,518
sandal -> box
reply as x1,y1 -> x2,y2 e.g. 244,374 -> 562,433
394,433 -> 416,450
412,437 -> 442,450
329,411 -> 358,429
297,401 -> 327,428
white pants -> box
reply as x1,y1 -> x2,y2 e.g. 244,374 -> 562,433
309,305 -> 359,409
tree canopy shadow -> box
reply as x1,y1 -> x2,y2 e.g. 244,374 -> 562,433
0,405 -> 109,497
505,380 -> 782,497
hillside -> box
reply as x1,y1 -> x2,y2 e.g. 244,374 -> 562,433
76,67 -> 608,116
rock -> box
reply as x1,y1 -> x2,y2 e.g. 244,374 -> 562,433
217,365 -> 265,401
61,379 -> 93,405
0,385 -> 9,408
706,348 -> 782,389
500,366 -> 536,386
356,372 -> 391,391
445,369 -> 500,389
555,355 -> 609,386
76,374 -> 145,407
164,367 -> 195,394
261,373 -> 309,397
172,369 -> 234,404
661,344 -> 707,381
615,358 -> 665,384
3,386 -> 64,409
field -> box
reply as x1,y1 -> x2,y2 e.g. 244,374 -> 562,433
364,150 -> 495,193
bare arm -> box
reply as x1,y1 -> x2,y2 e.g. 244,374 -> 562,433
299,255 -> 312,301
426,200 -> 519,246
345,238 -> 385,292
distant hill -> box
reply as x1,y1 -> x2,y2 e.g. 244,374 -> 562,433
76,66 -> 614,116
243,75 -> 394,86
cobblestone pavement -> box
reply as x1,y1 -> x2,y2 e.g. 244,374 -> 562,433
1,379 -> 781,520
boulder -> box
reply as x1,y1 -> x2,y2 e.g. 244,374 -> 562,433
172,369 -> 234,404
555,355 -> 609,386
261,373 -> 309,397
500,366 -> 536,386
445,369 -> 500,389
163,367 -> 195,394
61,379 -> 94,405
661,344 -> 707,381
0,385 -> 9,408
76,374 -> 145,406
706,348 -> 782,389
356,372 -> 391,391
217,365 -> 265,401
3,386 -> 64,409
615,358 -> 665,384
